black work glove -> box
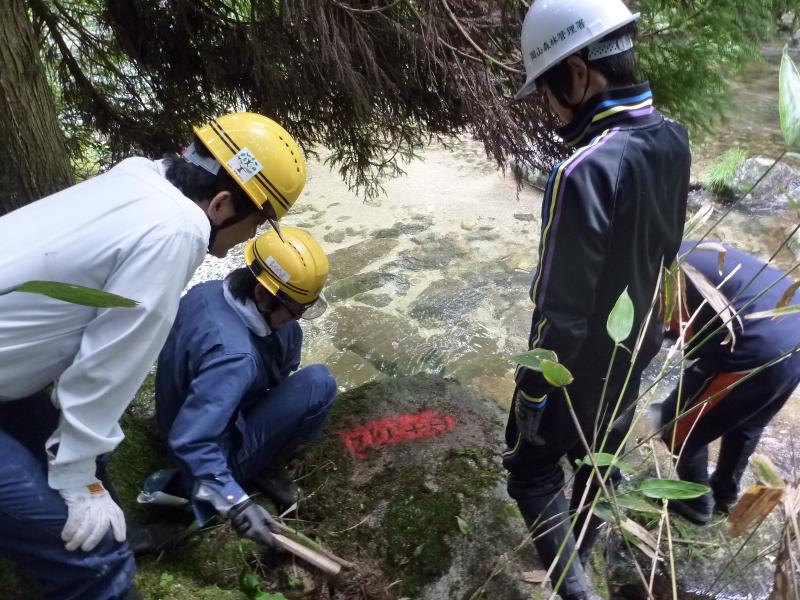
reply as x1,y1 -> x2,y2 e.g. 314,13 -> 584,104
228,498 -> 280,552
514,389 -> 547,446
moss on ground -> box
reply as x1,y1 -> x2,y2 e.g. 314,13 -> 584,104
297,375 -> 508,597
384,489 -> 460,593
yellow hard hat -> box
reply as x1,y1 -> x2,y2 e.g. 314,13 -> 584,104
193,112 -> 307,219
244,227 -> 329,320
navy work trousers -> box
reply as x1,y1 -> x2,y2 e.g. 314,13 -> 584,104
661,354 -> 800,508
0,391 -> 135,600
226,364 -> 337,483
503,360 -> 643,554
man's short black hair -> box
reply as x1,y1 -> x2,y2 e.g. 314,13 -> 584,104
163,135 -> 271,219
536,22 -> 639,108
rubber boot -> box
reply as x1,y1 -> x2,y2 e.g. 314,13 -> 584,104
251,465 -> 299,509
517,490 -> 601,600
670,447 -> 713,526
711,428 -> 762,514
250,444 -> 306,509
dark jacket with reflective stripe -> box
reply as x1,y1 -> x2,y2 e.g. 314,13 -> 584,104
517,82 -> 690,398
680,241 -> 800,372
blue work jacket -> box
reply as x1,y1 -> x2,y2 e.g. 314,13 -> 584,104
155,280 -> 301,521
681,241 -> 800,372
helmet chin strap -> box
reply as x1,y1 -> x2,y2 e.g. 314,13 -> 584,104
207,212 -> 250,253
565,55 -> 592,113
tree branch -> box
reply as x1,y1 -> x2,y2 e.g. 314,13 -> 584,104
438,0 -> 523,75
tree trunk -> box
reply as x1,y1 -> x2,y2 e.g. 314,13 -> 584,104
0,0 -> 72,215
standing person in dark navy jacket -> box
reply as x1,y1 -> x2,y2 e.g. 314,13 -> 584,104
154,227 -> 336,550
508,1 -> 690,598
660,242 -> 800,525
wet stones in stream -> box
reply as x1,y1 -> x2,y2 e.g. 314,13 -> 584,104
325,272 -> 405,303
700,156 -> 800,214
298,374 -> 536,600
328,306 -> 438,376
396,233 -> 470,271
328,239 -> 400,280
408,277 -> 483,324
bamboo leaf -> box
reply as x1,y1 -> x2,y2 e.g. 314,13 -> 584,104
511,348 -> 558,371
7,281 -> 137,308
540,359 -> 573,387
575,452 -> 634,474
606,288 -> 634,343
780,44 -> 800,147
777,280 -> 800,309
680,262 -> 739,348
612,493 -> 662,514
456,515 -> 472,537
639,478 -> 711,500
750,454 -> 785,489
595,503 -> 659,560
745,305 -> 800,320
683,204 -> 714,238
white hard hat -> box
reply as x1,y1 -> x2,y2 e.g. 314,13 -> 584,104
515,0 -> 640,100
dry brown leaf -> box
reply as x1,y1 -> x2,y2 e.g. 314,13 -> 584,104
777,280 -> 800,310
597,508 -> 660,561
681,261 -> 740,350
728,484 -> 785,537
695,241 -> 728,275
520,570 -> 548,584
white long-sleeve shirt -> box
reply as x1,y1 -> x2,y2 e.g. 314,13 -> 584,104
0,157 -> 210,490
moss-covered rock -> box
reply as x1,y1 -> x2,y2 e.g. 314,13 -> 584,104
296,374 -> 535,599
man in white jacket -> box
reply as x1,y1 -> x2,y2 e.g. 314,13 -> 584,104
0,113 -> 307,600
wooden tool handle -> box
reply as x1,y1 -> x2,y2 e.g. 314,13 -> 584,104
273,533 -> 342,576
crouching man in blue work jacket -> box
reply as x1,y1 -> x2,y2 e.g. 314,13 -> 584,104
659,242 -> 800,525
154,227 -> 336,550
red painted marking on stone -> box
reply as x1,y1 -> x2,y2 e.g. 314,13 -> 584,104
337,410 -> 457,459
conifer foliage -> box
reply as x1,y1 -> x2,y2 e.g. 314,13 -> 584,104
3,0 -> 792,206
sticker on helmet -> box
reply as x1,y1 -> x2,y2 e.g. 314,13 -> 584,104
265,256 -> 291,282
227,147 -> 263,183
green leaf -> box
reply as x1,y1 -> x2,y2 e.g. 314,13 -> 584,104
593,502 -> 615,523
607,288 -> 634,343
750,455 -> 785,489
787,193 -> 800,216
456,515 -> 472,537
7,281 -> 137,308
256,593 -> 288,600
611,493 -> 662,514
511,348 -> 558,371
240,571 -> 261,594
575,452 -> 634,474
639,478 -> 711,500
159,572 -> 175,585
540,359 -> 573,387
780,44 -> 800,146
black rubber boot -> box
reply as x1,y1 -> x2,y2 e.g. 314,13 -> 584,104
251,465 -> 299,509
671,447 -> 713,526
517,490 -> 601,600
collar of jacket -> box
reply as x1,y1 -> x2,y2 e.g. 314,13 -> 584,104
222,276 -> 271,338
556,82 -> 656,148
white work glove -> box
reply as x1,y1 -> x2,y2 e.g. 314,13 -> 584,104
59,481 -> 126,552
